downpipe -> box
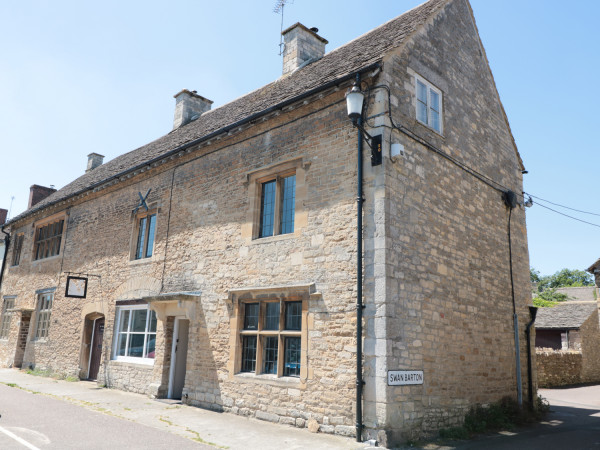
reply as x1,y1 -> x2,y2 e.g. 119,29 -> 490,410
525,306 -> 538,407
355,72 -> 365,442
504,190 -> 522,406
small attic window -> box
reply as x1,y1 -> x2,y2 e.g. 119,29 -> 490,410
415,75 -> 443,134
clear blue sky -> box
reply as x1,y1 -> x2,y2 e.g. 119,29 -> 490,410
1,0 -> 598,277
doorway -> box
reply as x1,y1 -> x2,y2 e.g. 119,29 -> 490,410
168,318 -> 189,399
13,313 -> 31,368
87,318 -> 105,380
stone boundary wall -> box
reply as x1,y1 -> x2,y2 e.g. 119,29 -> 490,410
536,349 -> 582,387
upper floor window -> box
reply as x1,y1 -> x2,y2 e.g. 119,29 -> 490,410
11,234 -> 24,266
135,212 -> 157,260
0,297 -> 15,339
259,174 -> 296,238
34,292 -> 53,339
34,219 -> 64,260
416,75 -> 442,133
243,158 -> 307,243
113,305 -> 157,364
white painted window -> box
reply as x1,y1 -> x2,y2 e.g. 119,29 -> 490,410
113,305 -> 157,364
416,75 -> 442,133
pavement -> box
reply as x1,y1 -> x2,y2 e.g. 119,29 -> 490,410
406,386 -> 600,450
0,368 -> 368,450
4,368 -> 600,450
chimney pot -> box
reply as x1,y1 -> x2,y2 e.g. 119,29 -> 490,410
86,153 -> 105,173
173,90 -> 213,129
0,209 -> 7,225
28,185 -> 57,209
282,23 -> 328,76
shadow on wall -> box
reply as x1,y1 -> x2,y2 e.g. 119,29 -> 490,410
181,299 -> 222,411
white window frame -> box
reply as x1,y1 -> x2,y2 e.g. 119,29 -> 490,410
112,305 -> 157,365
415,75 -> 443,134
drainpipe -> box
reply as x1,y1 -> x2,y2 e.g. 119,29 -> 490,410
504,190 -> 522,406
525,306 -> 538,408
0,225 -> 10,293
355,72 -> 365,442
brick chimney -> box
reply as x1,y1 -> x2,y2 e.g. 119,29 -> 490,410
173,90 -> 213,129
0,209 -> 7,225
86,153 -> 105,172
282,23 -> 328,76
28,185 -> 57,209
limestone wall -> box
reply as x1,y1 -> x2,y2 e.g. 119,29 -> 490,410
580,310 -> 600,382
536,350 -> 582,387
365,0 -> 531,444
0,87 -> 361,434
0,0 -> 531,445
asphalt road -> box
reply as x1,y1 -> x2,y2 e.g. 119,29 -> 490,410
0,384 -> 207,449
442,385 -> 600,450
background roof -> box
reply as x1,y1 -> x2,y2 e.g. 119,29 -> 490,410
535,302 -> 598,330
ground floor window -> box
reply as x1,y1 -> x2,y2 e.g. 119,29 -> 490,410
0,297 -> 15,339
239,299 -> 303,378
113,305 -> 157,364
34,293 -> 53,339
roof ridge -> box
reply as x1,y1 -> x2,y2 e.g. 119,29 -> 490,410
325,0 -> 447,55
5,0 -> 455,225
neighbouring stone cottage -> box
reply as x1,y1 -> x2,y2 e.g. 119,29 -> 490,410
0,0 -> 532,445
535,302 -> 600,387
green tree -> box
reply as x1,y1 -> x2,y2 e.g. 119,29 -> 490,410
530,267 -> 594,307
545,268 -> 593,288
530,268 -> 542,285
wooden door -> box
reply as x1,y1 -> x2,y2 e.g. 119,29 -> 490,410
88,318 -> 104,380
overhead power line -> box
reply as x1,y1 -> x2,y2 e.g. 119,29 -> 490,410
524,193 -> 600,217
530,202 -> 600,229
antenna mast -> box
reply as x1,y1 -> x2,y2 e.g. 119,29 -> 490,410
274,0 -> 294,55
7,196 -> 14,220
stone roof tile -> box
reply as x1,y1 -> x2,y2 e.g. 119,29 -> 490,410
10,0 -> 448,224
535,302 -> 597,329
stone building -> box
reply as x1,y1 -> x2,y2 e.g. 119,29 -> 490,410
0,0 -> 532,445
535,302 -> 600,387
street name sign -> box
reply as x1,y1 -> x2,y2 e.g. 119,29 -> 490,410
388,370 -> 424,386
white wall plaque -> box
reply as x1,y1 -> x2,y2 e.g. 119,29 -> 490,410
388,370 -> 424,386
65,276 -> 88,298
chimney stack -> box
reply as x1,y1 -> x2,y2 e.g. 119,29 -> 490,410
86,153 -> 105,172
282,23 -> 328,76
173,90 -> 213,129
28,185 -> 57,209
0,209 -> 7,225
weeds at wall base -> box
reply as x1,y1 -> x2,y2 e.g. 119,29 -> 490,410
26,367 -> 79,382
438,395 -> 550,442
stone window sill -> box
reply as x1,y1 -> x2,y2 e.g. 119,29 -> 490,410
234,373 -> 304,389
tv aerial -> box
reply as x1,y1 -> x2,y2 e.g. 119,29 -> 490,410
274,0 -> 294,55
